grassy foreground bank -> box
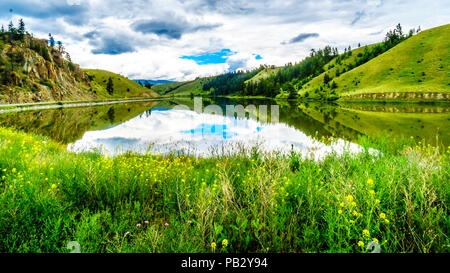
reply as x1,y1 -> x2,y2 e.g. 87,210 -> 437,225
0,127 -> 448,253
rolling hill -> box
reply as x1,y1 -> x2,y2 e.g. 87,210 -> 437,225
301,24 -> 450,100
151,77 -> 215,96
83,69 -> 159,99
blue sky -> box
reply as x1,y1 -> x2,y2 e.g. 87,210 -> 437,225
181,49 -> 236,65
181,49 -> 263,66
0,0 -> 448,81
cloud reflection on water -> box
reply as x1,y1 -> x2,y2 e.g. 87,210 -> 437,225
69,108 -> 365,159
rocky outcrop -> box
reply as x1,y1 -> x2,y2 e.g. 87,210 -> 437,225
0,35 -> 95,104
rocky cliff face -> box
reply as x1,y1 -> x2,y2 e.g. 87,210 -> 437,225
0,35 -> 96,104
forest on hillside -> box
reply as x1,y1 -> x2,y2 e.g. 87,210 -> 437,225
197,24 -> 419,100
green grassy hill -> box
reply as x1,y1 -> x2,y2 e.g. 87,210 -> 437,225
83,69 -> 159,99
152,77 -> 214,96
245,67 -> 280,84
302,24 -> 450,100
301,44 -> 379,92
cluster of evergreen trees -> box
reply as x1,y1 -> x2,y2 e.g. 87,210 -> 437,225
202,68 -> 264,96
244,46 -> 339,97
316,23 -> 418,96
230,23 -> 417,99
0,19 -> 26,41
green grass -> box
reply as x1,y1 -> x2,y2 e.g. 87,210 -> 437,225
302,24 -> 450,98
152,77 -> 213,96
0,127 -> 448,253
83,69 -> 159,99
245,67 -> 281,84
301,44 -> 379,93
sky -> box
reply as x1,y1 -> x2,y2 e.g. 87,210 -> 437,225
0,0 -> 448,81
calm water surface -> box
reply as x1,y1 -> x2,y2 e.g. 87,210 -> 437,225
0,98 -> 448,157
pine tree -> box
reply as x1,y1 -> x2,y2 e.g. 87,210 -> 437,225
396,23 -> 403,37
8,21 -> 14,33
323,73 -> 331,85
106,77 -> 114,95
18,18 -> 25,39
7,21 -> 16,41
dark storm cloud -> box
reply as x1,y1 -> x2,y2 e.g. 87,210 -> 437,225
132,18 -> 221,39
0,0 -> 89,25
283,33 -> 319,44
84,31 -> 137,55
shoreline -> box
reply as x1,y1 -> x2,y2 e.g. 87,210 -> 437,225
0,97 -> 164,113
160,92 -> 450,103
1,93 -> 449,114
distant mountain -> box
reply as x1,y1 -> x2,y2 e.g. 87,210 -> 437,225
134,79 -> 176,86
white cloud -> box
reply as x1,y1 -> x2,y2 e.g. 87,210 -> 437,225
1,0 -> 448,81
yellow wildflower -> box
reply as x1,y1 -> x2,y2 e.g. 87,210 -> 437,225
345,195 -> 354,202
357,241 -> 364,247
338,209 -> 343,214
380,213 -> 386,219
367,178 -> 374,185
372,238 -> 379,243
369,190 -> 375,195
363,229 -> 370,237
222,239 -> 228,247
211,242 -> 216,250
375,199 -> 381,204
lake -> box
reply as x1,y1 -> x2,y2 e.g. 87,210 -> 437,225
0,98 -> 448,157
